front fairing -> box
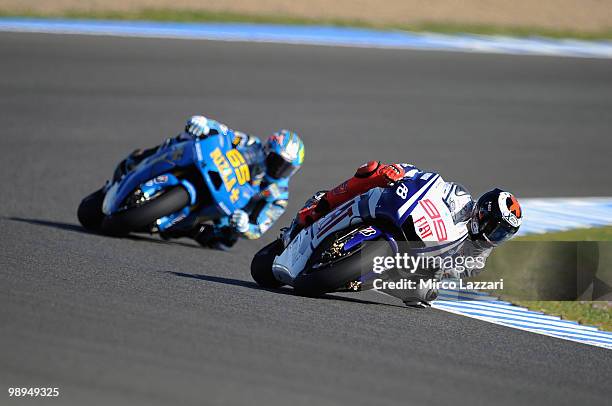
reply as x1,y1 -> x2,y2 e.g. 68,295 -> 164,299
103,141 -> 195,214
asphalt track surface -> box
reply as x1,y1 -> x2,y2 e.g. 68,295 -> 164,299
1,33 -> 612,405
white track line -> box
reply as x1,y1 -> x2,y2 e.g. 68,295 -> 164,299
1,18 -> 612,59
433,197 -> 612,350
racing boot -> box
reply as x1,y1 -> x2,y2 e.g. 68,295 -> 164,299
191,224 -> 238,251
403,288 -> 438,308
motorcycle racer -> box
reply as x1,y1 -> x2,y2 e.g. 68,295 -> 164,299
289,160 -> 522,305
114,115 -> 305,249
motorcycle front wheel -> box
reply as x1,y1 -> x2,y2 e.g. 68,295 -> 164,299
251,239 -> 285,289
77,188 -> 105,231
293,227 -> 392,297
101,186 -> 190,236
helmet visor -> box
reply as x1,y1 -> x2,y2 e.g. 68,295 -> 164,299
483,221 -> 517,244
266,152 -> 297,179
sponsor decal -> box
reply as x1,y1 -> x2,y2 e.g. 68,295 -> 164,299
417,198 -> 448,241
209,147 -> 251,203
360,226 -> 378,237
470,219 -> 480,234
414,215 -> 433,239
218,201 -> 230,215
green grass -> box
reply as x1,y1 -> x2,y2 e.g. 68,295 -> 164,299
513,301 -> 612,331
514,226 -> 612,331
2,8 -> 612,40
516,226 -> 612,241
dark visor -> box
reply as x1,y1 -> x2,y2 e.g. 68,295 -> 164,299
265,152 -> 296,179
484,221 -> 517,244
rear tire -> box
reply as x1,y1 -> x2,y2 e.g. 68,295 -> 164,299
251,239 -> 285,288
101,186 -> 190,236
77,188 -> 105,231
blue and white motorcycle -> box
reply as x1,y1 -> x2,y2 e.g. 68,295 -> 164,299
251,169 -> 465,299
78,129 -> 255,237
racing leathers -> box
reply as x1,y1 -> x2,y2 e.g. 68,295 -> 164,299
189,130 -> 290,249
114,124 -> 289,250
293,160 -> 494,304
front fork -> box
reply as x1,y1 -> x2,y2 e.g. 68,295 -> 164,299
137,174 -> 197,232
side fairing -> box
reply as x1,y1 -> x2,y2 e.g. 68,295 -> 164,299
375,171 -> 470,246
272,198 -> 364,283
194,136 -> 256,216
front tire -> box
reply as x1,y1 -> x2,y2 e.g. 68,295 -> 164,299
251,239 -> 285,288
101,186 -> 190,236
293,230 -> 391,297
77,188 -> 105,231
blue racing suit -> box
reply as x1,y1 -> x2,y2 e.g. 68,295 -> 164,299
197,131 -> 290,248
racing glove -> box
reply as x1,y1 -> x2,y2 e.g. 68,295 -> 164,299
230,209 -> 250,233
375,163 -> 405,185
185,115 -> 211,138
